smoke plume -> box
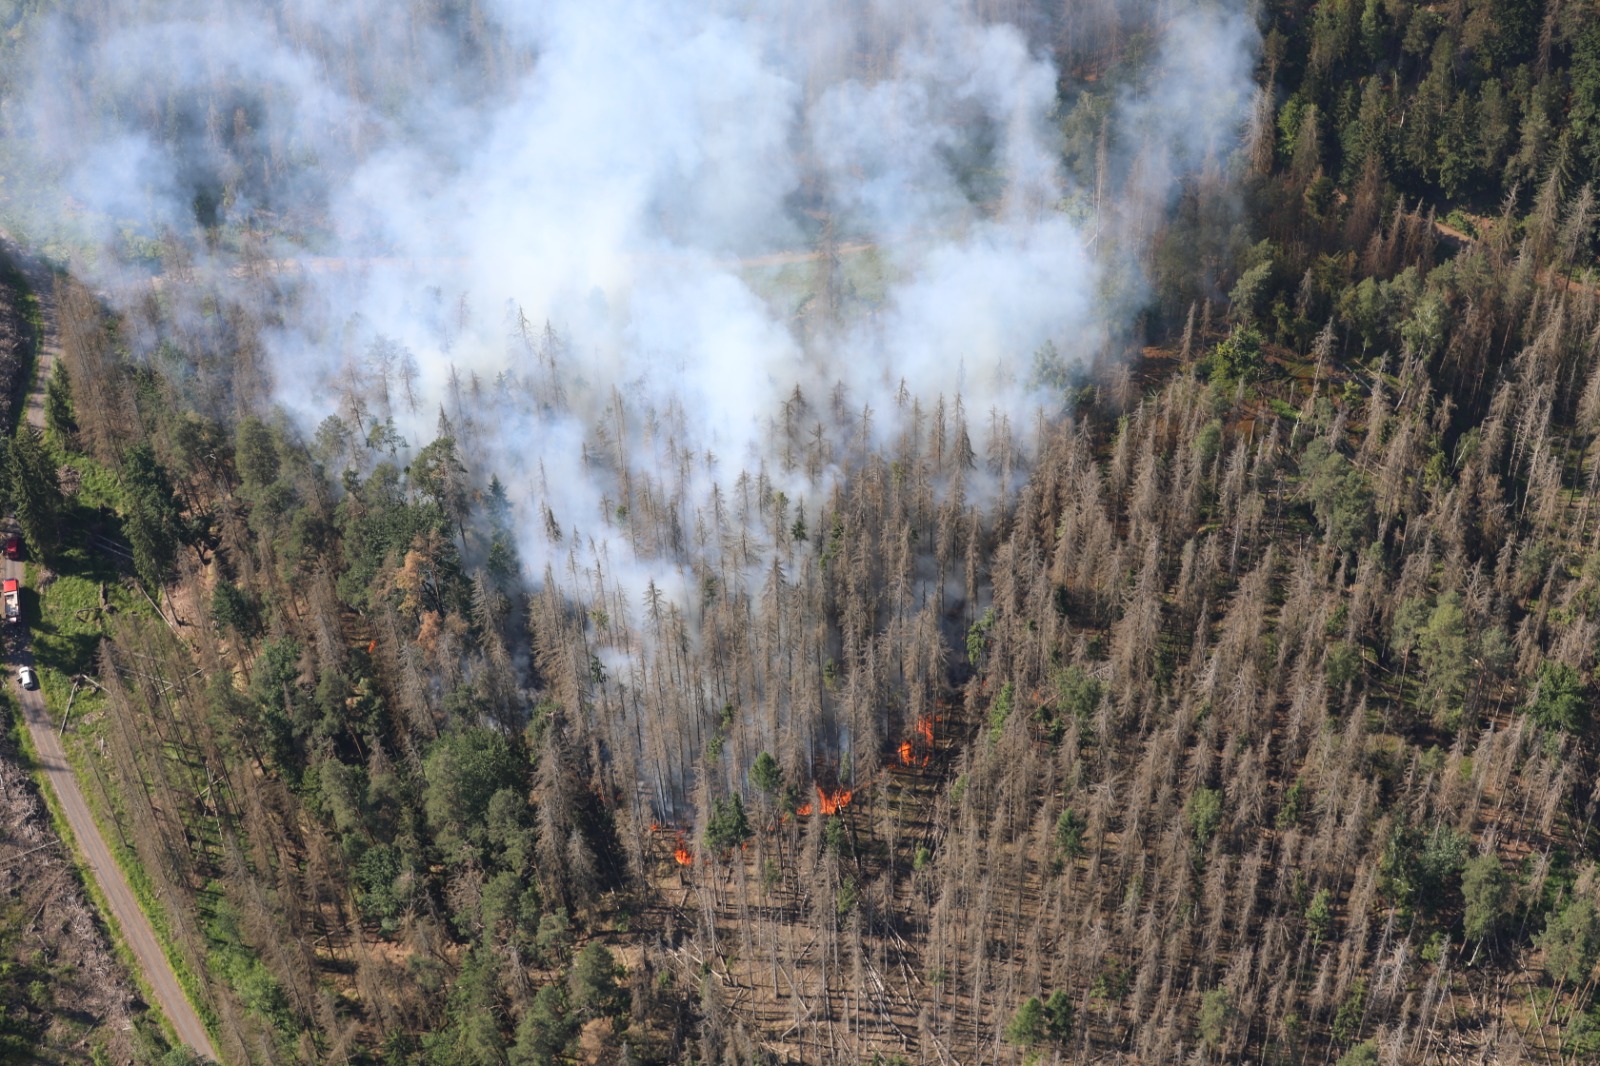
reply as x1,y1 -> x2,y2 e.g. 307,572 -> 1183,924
1,0 -> 1258,798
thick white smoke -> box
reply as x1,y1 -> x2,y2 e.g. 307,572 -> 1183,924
2,0 -> 1258,628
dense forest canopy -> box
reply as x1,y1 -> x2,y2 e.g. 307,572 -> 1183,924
0,0 -> 1598,1064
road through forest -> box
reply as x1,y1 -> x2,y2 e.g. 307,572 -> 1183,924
6,228 -> 878,1064
1,238 -> 219,1063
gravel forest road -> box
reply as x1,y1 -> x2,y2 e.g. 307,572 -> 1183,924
0,237 -> 219,1063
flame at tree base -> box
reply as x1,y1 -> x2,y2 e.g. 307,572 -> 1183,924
816,784 -> 853,815
898,741 -> 930,767
899,717 -> 936,766
652,824 -> 692,865
792,782 -> 853,817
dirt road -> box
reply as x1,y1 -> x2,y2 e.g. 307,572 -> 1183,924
0,241 -> 219,1063
147,238 -> 881,290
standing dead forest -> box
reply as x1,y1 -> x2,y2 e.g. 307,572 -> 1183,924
4,0 -> 1600,1065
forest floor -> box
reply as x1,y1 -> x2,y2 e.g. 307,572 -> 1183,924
630,325 -> 1594,1064
645,735 -> 964,1065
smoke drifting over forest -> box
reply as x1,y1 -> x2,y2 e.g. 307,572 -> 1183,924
2,0 -> 1256,807
17,0 -> 1600,1059
8,0 -> 1255,588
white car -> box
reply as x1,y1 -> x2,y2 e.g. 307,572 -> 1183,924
17,666 -> 37,690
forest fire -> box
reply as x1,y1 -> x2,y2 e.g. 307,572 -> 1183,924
0,0 -> 1507,1053
651,823 -> 693,865
899,717 -> 936,766
815,785 -> 853,815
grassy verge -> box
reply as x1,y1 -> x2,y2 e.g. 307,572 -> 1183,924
66,743 -> 223,1042
0,684 -> 183,1053
28,558 -> 225,1049
27,543 -> 129,690
0,259 -> 223,1058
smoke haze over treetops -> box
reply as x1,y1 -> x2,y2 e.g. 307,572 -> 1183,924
2,0 -> 1257,631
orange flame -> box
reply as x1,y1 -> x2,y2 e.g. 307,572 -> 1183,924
674,845 -> 693,866
795,802 -> 814,816
816,784 -> 853,815
367,640 -> 378,654
899,717 -> 935,766
902,747 -> 931,768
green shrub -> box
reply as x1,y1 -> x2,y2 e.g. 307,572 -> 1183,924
1204,325 -> 1266,384
705,794 -> 753,853
1188,788 -> 1223,848
1525,662 -> 1588,734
